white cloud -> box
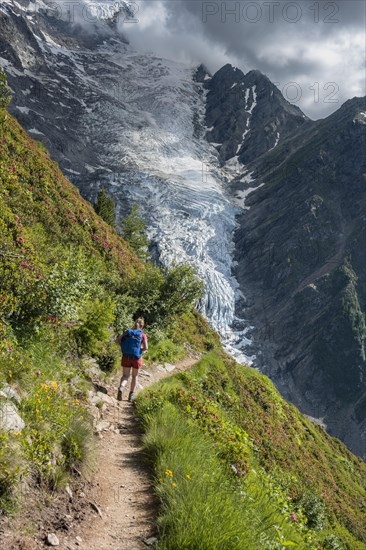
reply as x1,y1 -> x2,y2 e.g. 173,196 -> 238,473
121,0 -> 365,119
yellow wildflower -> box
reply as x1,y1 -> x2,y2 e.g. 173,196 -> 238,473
51,381 -> 58,390
172,482 -> 177,488
165,469 -> 173,477
186,474 -> 191,480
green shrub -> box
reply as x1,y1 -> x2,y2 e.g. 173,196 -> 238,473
0,68 -> 11,111
159,263 -> 204,321
94,187 -> 116,228
113,294 -> 136,334
121,204 -> 149,260
323,534 -> 344,550
41,249 -> 101,320
20,374 -> 89,484
203,335 -> 217,350
95,340 -> 120,373
122,263 -> 204,328
296,492 -> 325,529
125,263 -> 165,324
61,416 -> 94,474
73,297 -> 115,355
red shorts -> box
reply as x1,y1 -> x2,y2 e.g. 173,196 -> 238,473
122,355 -> 143,369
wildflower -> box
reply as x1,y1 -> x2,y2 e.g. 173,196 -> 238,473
18,237 -> 24,243
290,513 -> 299,523
185,474 -> 191,480
172,482 -> 177,488
51,381 -> 58,390
165,469 -> 173,477
36,370 -> 41,376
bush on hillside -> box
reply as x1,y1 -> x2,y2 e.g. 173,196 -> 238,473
121,204 -> 149,260
0,68 -> 11,111
73,297 -> 115,356
159,263 -> 205,320
94,186 -> 116,228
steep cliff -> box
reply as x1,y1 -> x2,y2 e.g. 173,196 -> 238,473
233,97 -> 366,457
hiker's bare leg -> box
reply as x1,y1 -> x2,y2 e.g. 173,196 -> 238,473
120,366 -> 131,389
130,368 -> 139,393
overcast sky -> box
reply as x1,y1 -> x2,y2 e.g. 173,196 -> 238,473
122,0 -> 365,119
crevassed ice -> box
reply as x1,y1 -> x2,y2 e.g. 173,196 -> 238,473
97,49 -> 255,364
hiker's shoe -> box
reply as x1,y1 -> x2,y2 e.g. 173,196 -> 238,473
128,391 -> 135,402
117,386 -> 125,401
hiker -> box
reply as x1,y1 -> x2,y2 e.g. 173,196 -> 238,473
116,318 -> 148,402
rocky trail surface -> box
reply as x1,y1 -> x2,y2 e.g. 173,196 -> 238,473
0,356 -> 198,550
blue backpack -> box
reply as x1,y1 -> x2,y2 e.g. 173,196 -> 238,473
121,329 -> 143,358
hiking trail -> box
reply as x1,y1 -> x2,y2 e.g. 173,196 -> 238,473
65,356 -> 197,550
0,356 -> 197,550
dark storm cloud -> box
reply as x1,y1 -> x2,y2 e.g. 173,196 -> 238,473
124,0 -> 365,118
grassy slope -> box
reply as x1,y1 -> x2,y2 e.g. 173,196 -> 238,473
137,351 -> 366,549
0,112 -> 140,286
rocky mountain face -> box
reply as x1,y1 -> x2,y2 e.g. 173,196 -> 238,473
0,0 -> 132,176
203,63 -> 308,164
232,97 -> 366,457
1,0 -> 365,458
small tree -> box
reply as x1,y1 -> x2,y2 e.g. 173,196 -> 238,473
159,263 -> 204,319
0,69 -> 11,114
93,187 -> 116,227
121,204 -> 149,260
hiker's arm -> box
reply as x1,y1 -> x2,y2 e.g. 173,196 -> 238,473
115,334 -> 122,346
141,334 -> 148,352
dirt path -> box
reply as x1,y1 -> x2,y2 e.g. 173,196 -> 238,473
64,357 -> 197,550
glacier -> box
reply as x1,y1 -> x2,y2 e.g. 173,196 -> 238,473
91,45 -> 255,364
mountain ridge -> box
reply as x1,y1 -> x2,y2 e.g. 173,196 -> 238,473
204,62 -> 309,164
